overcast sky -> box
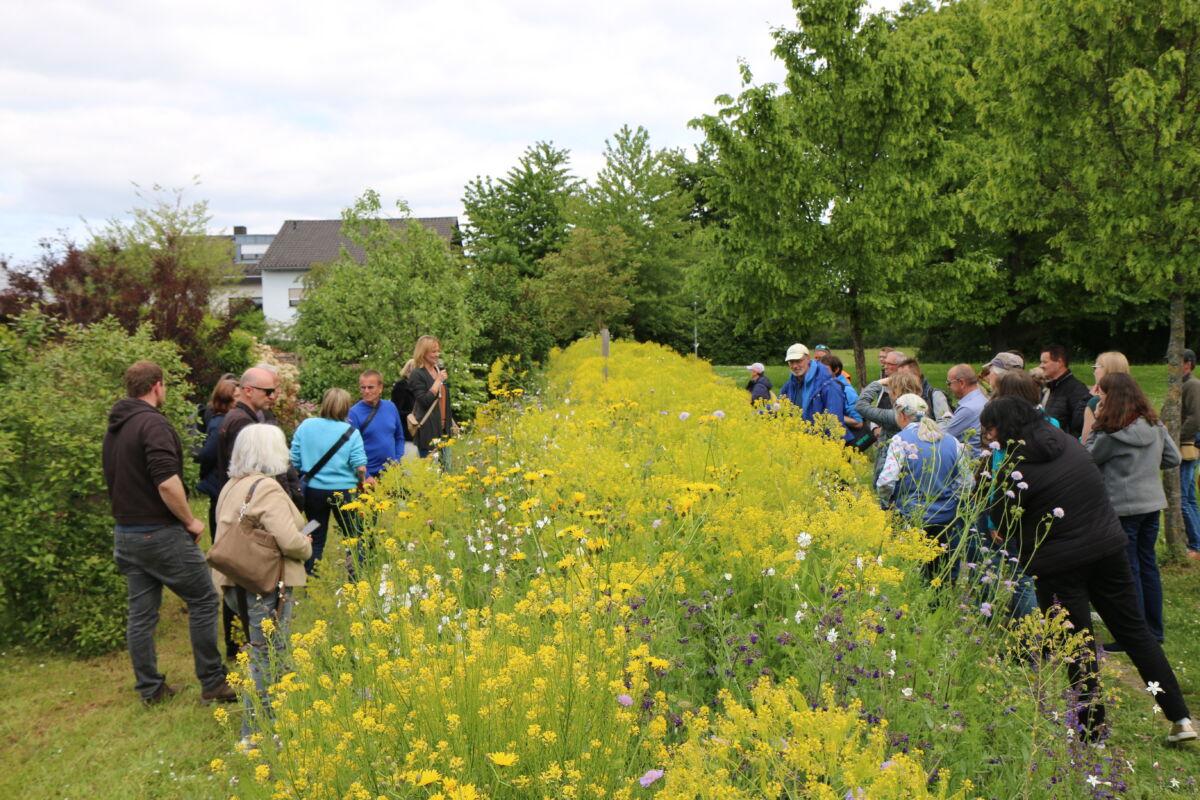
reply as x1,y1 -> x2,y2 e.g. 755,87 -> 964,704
0,0 -> 899,265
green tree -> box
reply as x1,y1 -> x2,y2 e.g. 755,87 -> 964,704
293,191 -> 479,405
971,0 -> 1200,553
535,225 -> 636,341
692,0 -> 964,385
0,312 -> 195,655
578,125 -> 699,350
462,142 -> 579,363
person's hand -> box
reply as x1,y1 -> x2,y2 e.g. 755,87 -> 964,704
879,377 -> 890,386
991,531 -> 1004,546
364,475 -> 377,487
185,517 -> 204,543
436,368 -> 449,383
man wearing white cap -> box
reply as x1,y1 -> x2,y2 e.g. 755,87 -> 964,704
746,362 -> 772,404
777,343 -> 849,440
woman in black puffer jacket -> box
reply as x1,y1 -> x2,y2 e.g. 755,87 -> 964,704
980,396 -> 1194,745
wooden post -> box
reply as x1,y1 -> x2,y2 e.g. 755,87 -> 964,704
601,327 -> 610,381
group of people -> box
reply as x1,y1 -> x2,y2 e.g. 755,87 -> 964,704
748,342 -> 1199,745
101,335 -> 457,749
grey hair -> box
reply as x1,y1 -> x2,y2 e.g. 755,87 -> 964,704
227,423 -> 290,479
254,363 -> 280,375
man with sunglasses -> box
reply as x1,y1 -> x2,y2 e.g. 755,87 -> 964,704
215,366 -> 281,492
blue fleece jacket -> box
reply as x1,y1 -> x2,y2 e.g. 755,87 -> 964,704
348,399 -> 404,476
778,361 -> 850,440
290,418 -> 367,490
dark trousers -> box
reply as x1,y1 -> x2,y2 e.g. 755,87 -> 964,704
302,486 -> 357,575
113,525 -> 226,700
1035,548 -> 1189,733
1120,511 -> 1164,641
206,496 -> 241,657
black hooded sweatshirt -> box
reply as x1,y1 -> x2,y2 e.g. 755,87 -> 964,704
990,419 -> 1126,577
102,398 -> 185,526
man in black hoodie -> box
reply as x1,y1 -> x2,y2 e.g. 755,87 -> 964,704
1039,344 -> 1091,437
102,360 -> 233,706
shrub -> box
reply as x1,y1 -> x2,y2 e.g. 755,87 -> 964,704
0,312 -> 195,655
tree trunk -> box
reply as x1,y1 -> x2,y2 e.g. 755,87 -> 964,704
1160,281 -> 1187,559
849,304 -> 867,391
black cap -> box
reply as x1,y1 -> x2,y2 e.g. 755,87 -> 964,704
1185,348 -> 1196,365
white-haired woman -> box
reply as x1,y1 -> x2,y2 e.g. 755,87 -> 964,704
214,423 -> 311,749
877,393 -> 971,579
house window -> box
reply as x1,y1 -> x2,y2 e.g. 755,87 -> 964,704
288,288 -> 305,307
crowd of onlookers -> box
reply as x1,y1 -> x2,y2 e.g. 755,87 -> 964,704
102,335 -> 459,750
748,343 -> 1200,746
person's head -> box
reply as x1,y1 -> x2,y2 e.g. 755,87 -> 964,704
892,393 -> 928,428
825,355 -> 844,377
400,358 -> 416,379
1090,351 -> 1130,384
414,335 -> 441,368
995,371 -> 1042,406
239,366 -> 279,412
979,395 -> 1043,447
1095,372 -> 1157,432
359,369 -> 383,406
1185,348 -> 1197,377
984,352 -> 1024,389
897,357 -> 923,381
946,364 -> 978,400
1039,344 -> 1069,381
888,371 -> 923,399
125,360 -> 164,405
746,362 -> 765,380
878,347 -> 893,366
208,377 -> 238,415
320,387 -> 353,421
785,343 -> 811,378
227,423 -> 290,480
883,349 -> 907,376
812,345 -> 830,363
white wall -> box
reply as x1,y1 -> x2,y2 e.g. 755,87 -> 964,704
261,269 -> 308,324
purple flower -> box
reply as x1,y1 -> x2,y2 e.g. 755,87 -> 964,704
880,760 -> 897,770
678,412 -> 690,421
712,409 -> 725,418
1016,481 -> 1028,490
988,441 -> 1000,450
1052,507 -> 1065,518
652,519 -> 663,529
980,602 -> 993,618
1011,470 -> 1023,480
639,769 -> 664,787
617,693 -> 634,706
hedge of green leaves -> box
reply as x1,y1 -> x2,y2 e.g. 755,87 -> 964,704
0,312 -> 196,655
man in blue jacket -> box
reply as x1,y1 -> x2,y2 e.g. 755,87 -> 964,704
777,343 -> 850,441
349,370 -> 405,482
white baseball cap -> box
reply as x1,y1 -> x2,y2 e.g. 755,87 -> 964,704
746,362 -> 765,373
784,343 -> 810,362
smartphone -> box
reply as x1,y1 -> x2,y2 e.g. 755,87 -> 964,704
300,519 -> 321,537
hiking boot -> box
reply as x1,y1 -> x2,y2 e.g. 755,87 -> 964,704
1168,718 -> 1197,745
143,682 -> 178,706
200,679 -> 238,704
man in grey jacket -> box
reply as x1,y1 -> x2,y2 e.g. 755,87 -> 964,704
1181,348 -> 1200,559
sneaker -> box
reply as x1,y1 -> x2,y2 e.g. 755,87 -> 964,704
200,679 -> 238,704
1187,550 -> 1200,561
1168,719 -> 1197,744
143,682 -> 178,706
235,736 -> 255,754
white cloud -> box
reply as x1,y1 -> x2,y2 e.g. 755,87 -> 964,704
0,0 -> 809,261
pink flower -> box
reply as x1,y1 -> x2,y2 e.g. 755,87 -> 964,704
639,769 -> 664,787
678,412 -> 690,421
980,602 -> 993,617
1010,470 -> 1023,480
617,693 -> 633,706
1052,507 -> 1065,518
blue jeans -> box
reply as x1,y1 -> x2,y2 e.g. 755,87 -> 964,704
225,587 -> 295,738
113,524 -> 226,700
1181,458 -> 1200,551
1121,512 -> 1164,641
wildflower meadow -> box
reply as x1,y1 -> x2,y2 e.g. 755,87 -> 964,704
219,340 -> 1171,800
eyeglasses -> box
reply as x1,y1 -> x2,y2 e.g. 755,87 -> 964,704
245,385 -> 277,396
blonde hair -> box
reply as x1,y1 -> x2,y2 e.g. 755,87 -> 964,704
412,335 -> 440,366
399,358 -> 416,379
227,424 -> 290,479
1094,351 -> 1130,376
894,393 -> 944,442
889,372 -> 923,399
319,387 -> 352,420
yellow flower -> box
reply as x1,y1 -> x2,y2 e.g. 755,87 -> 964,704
210,758 -> 226,773
212,706 -> 229,725
487,751 -> 519,766
254,763 -> 271,783
415,769 -> 442,786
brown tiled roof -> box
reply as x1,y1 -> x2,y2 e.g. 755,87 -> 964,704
259,218 -> 459,270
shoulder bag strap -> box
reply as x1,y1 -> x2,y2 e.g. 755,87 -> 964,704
238,477 -> 269,521
299,424 -> 355,482
357,403 -> 382,436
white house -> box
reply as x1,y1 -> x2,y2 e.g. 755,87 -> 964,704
258,217 -> 459,324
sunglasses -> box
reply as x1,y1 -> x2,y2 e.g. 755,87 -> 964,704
245,385 -> 277,396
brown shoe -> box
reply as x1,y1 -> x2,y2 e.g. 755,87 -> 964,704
1187,550 -> 1200,561
200,679 -> 237,704
143,682 -> 178,706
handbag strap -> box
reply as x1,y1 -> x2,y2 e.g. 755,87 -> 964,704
300,424 -> 355,482
238,477 -> 268,521
415,393 -> 439,428
357,402 -> 381,436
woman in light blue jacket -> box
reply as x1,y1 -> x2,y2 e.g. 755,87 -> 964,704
290,387 -> 367,574
1086,373 -> 1180,647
